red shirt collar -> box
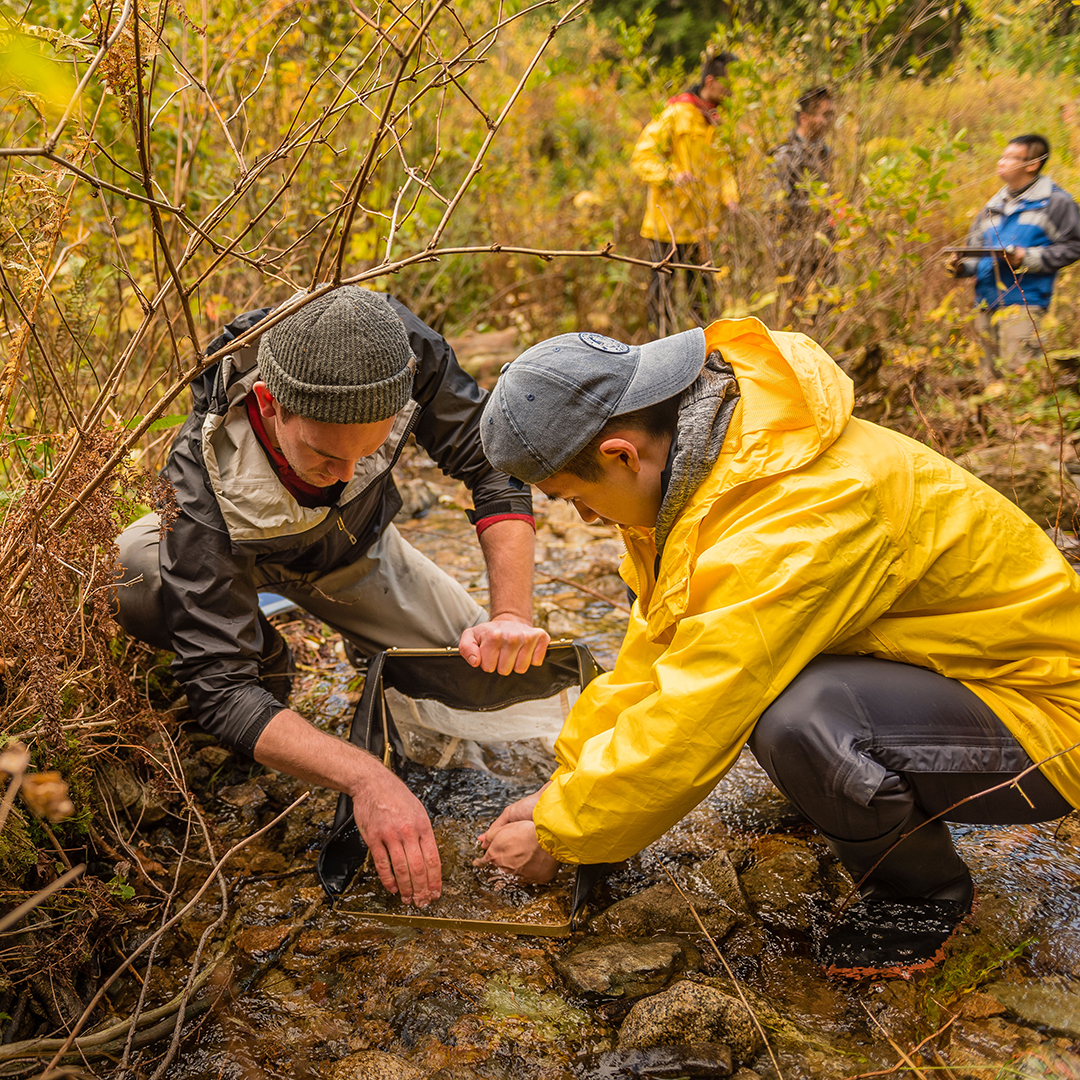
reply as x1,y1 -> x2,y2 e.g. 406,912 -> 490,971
667,91 -> 717,123
245,392 -> 337,502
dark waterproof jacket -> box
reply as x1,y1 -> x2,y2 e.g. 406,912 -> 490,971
160,297 -> 532,755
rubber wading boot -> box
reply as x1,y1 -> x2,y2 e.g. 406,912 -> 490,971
258,616 -> 294,705
817,811 -> 976,978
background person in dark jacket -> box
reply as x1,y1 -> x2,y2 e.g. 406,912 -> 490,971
114,286 -> 549,908
948,134 -> 1080,384
771,86 -> 835,227
769,86 -> 836,299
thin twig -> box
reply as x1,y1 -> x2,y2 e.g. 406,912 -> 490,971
44,0 -> 135,153
860,1002 -> 931,1080
841,1010 -> 959,1080
35,793 -> 310,1075
0,865 -> 86,934
659,862 -> 784,1080
831,741 -> 1080,921
536,573 -> 632,615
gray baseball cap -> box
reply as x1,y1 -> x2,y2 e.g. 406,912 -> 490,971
481,328 -> 706,486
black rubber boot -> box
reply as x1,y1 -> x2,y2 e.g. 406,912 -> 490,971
818,811 -> 976,978
823,809 -> 974,904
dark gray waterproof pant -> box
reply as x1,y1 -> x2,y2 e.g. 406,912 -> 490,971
748,655 -> 1074,902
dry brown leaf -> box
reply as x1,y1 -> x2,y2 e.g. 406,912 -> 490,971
21,771 -> 76,821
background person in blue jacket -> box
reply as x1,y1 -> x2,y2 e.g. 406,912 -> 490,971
947,134 -> 1080,384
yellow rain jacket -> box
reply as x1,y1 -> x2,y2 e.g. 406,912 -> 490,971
535,318 -> 1080,865
631,94 -> 739,245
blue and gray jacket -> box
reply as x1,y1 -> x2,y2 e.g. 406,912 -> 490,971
955,174 -> 1080,311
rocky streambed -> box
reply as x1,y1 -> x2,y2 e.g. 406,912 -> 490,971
85,451 -> 1080,1079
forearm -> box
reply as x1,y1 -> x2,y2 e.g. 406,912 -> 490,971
1027,236 -> 1080,273
478,518 -> 536,621
253,707 -> 382,797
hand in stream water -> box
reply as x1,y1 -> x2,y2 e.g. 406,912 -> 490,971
350,758 -> 443,906
474,785 -> 560,882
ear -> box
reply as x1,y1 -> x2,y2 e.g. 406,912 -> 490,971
596,436 -> 643,473
252,381 -> 279,421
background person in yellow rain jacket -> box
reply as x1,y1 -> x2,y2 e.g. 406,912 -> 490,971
631,53 -> 741,335
475,323 -> 1080,977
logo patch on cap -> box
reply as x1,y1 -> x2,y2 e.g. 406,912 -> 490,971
578,332 -> 630,354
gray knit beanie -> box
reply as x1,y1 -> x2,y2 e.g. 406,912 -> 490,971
257,287 -> 414,424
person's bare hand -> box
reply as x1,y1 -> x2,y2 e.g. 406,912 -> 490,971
1005,246 -> 1026,268
350,766 -> 441,906
476,785 -> 549,849
473,820 -> 559,883
458,614 -> 549,675
945,252 -> 961,276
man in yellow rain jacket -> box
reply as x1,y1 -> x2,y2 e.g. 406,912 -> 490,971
475,323 -> 1080,977
631,53 -> 740,335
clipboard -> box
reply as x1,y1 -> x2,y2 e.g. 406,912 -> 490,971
942,246 -> 1010,258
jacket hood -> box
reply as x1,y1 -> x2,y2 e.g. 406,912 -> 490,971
987,174 -> 1055,211
700,317 -> 853,490
666,92 -> 716,121
626,317 -> 854,639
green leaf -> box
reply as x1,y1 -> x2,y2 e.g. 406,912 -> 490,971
124,414 -> 187,432
0,32 -> 76,108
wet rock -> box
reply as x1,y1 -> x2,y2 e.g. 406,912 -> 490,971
398,995 -> 469,1048
545,607 -> 587,638
482,973 -> 599,1041
591,884 -> 739,940
1008,1047 -> 1080,1078
573,1044 -> 732,1078
984,977 -> 1080,1038
180,755 -> 210,787
1054,810 -> 1080,846
294,928 -> 394,963
617,979 -> 762,1063
235,924 -> 291,956
197,745 -> 232,769
244,849 -> 288,875
329,1050 -> 425,1080
685,850 -> 751,919
99,762 -> 168,823
218,778 -> 268,810
396,478 -> 439,520
739,836 -> 822,931
958,992 -> 1008,1020
1030,925 -> 1080,975
720,924 -> 768,966
968,887 -> 1043,956
558,937 -> 700,998
942,1017 -> 1047,1072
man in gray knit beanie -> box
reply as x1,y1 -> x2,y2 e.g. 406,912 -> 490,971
257,287 -> 415,425
115,284 -> 549,910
